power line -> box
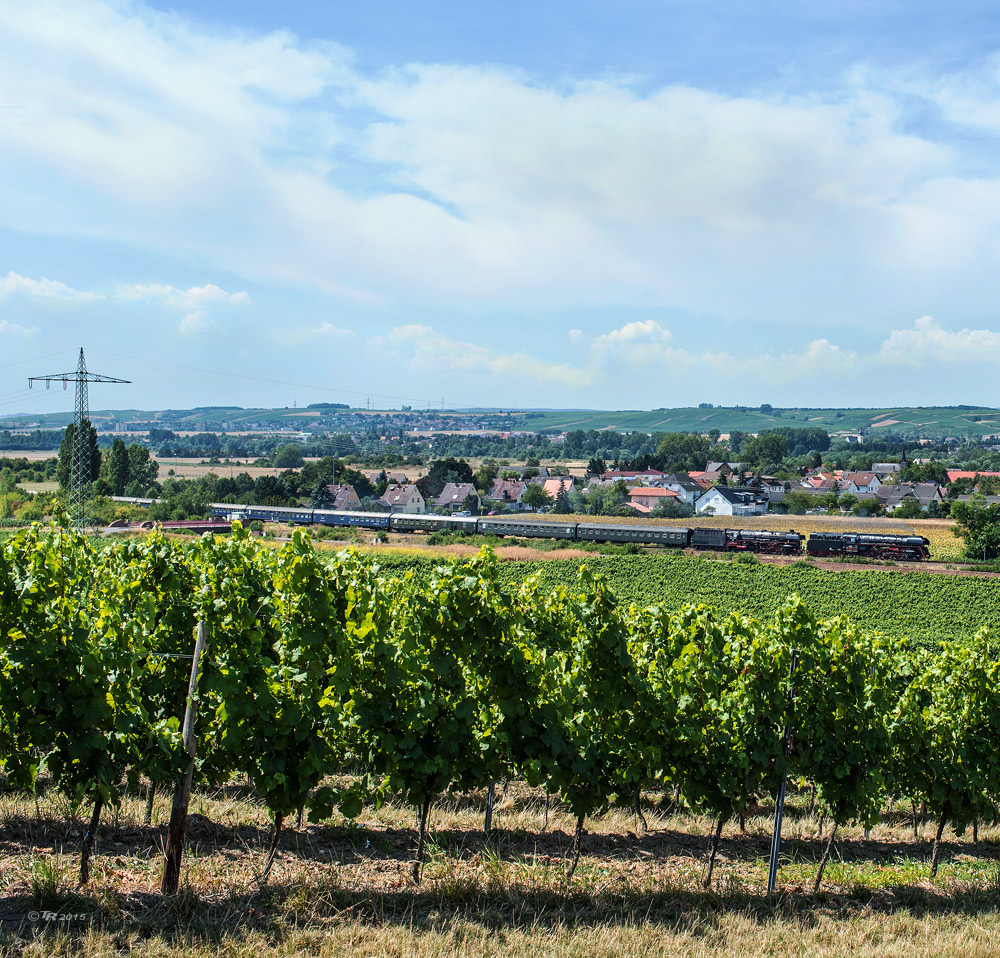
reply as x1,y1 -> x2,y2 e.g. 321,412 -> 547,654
88,348 -> 479,411
0,349 -> 76,371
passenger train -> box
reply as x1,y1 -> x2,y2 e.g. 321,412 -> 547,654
207,503 -> 932,561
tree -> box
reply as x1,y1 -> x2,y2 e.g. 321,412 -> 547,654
56,420 -> 101,491
553,484 -> 572,514
728,430 -> 746,455
310,482 -> 335,508
654,433 -> 711,472
742,433 -> 788,468
104,439 -> 131,496
707,428 -> 721,445
273,444 -> 304,469
127,444 -> 159,491
425,458 -> 473,498
586,458 -> 606,478
474,460 -> 498,492
951,495 -> 1000,560
521,484 -> 553,512
783,491 -> 815,515
979,475 -> 1000,496
461,492 -> 481,516
893,497 -> 924,519
252,475 -> 294,507
585,479 -> 629,515
652,498 -> 694,518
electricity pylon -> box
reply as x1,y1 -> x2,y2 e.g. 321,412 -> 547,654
29,348 -> 130,528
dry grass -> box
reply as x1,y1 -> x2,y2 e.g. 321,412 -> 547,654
14,481 -> 58,494
156,459 -> 284,480
1,783 -> 999,956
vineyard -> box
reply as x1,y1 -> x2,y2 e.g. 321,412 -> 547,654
2,518 -> 1000,923
369,550 -> 1000,646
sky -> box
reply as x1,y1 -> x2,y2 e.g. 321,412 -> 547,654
3,0 -> 1000,416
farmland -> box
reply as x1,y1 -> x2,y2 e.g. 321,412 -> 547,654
4,524 -> 1000,958
366,549 -> 997,646
9,402 -> 1000,438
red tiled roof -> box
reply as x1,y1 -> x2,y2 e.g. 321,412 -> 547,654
627,487 -> 679,498
946,470 -> 1000,483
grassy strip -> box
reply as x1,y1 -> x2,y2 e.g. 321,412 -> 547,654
3,785 -> 1000,957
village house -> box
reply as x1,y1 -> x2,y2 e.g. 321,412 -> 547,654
379,483 -> 426,514
706,461 -> 745,474
489,478 -> 528,510
695,486 -> 768,517
688,471 -> 723,490
875,482 -> 944,513
323,483 -> 362,511
540,477 -> 574,501
945,470 -> 1000,485
435,482 -> 481,513
655,473 -> 704,506
601,468 -> 665,483
365,470 -> 409,485
843,472 -> 881,495
627,487 -> 681,514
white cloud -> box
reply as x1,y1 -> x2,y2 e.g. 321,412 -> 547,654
178,310 -> 215,335
879,315 -> 1000,366
589,319 -> 694,370
0,270 -> 97,300
4,0 -> 1000,411
369,324 -> 593,388
271,320 -> 357,345
365,320 -> 867,397
0,0 -> 992,331
573,319 -> 864,385
315,321 -> 355,337
0,318 -> 40,334
116,283 -> 250,309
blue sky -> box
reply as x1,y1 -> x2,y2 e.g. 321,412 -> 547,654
3,0 -> 1000,416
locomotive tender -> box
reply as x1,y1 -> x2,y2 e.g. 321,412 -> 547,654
208,503 -> 932,561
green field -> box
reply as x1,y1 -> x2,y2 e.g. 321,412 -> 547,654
7,403 -> 1000,438
518,405 -> 1000,438
368,551 -> 999,646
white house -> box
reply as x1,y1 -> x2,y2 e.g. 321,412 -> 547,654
695,486 -> 768,517
843,472 -> 881,495
380,483 -> 426,514
489,478 -> 528,510
656,474 -> 704,506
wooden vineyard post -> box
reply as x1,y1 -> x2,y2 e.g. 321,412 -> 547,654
484,782 -> 495,834
160,620 -> 208,895
767,648 -> 797,896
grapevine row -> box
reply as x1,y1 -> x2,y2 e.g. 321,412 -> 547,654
0,520 -> 996,889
